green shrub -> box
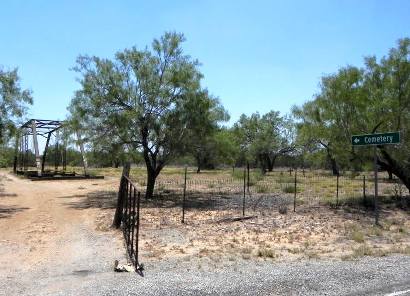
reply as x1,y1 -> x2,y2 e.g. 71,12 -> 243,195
278,175 -> 294,184
350,231 -> 365,243
257,248 -> 275,258
282,185 -> 296,193
256,184 -> 268,193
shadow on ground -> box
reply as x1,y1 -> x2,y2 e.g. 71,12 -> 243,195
0,192 -> 18,197
58,190 -> 118,210
0,205 -> 29,219
57,188 -> 243,212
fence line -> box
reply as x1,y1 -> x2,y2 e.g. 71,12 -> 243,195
131,168 -> 406,225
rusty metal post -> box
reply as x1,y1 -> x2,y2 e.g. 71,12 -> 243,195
243,167 -> 246,216
131,188 -> 137,258
135,191 -> 141,269
247,162 -> 250,193
182,166 -> 187,223
112,163 -> 130,228
374,146 -> 379,225
294,170 -> 297,212
336,174 -> 339,207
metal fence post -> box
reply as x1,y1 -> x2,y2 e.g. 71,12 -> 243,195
247,162 -> 250,193
182,166 -> 187,223
336,174 -> 339,207
243,167 -> 246,216
135,191 -> 141,269
374,146 -> 379,225
131,188 -> 137,259
294,170 -> 297,212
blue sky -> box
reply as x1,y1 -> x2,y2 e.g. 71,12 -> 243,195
1,0 -> 409,124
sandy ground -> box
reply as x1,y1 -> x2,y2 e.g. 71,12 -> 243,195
0,171 -> 125,295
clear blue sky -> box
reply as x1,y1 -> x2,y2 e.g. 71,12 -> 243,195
1,0 -> 409,124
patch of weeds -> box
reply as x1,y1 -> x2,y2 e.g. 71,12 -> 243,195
287,247 -> 303,254
282,185 -> 296,194
372,249 -> 389,257
350,230 -> 365,243
232,170 -> 245,180
398,245 -> 410,255
352,244 -> 373,257
306,251 -> 320,259
382,220 -> 393,231
242,254 -> 251,260
278,204 -> 288,214
207,183 -> 216,189
256,184 -> 268,193
241,247 -> 253,254
278,175 -> 295,184
367,226 -> 383,237
257,247 -> 275,258
390,218 -> 402,226
198,248 -> 210,257
343,196 -> 363,207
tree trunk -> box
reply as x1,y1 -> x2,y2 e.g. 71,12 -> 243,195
196,157 -> 201,174
112,162 -> 130,228
259,154 -> 267,175
330,157 -> 339,176
146,169 -> 157,199
379,147 -> 410,192
266,154 -> 277,172
325,146 -> 339,176
388,169 -> 393,180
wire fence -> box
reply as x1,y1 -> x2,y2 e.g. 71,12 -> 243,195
130,167 -> 409,226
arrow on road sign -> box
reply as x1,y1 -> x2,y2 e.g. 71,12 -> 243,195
351,132 -> 400,146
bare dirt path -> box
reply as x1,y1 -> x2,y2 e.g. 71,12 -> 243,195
0,171 -> 125,295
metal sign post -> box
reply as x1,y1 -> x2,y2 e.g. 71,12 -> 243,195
352,131 -> 400,225
373,146 -> 379,225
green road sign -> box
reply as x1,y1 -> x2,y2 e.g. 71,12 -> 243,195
351,132 -> 400,146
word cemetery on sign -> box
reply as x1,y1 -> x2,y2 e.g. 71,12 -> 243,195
351,132 -> 400,146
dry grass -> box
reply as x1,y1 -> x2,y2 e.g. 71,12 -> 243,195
72,167 -> 410,263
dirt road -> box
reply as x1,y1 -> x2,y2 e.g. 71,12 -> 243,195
0,171 -> 125,295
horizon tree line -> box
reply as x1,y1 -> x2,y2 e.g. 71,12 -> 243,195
1,34 -> 409,196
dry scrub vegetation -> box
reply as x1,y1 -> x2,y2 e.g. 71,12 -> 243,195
89,167 -> 410,264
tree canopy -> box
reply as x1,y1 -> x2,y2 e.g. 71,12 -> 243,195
0,67 -> 32,144
293,38 -> 410,188
233,111 -> 295,173
68,32 -> 227,197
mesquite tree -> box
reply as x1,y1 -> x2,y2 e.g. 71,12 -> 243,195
293,38 -> 410,189
233,111 -> 295,173
69,32 -> 224,198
